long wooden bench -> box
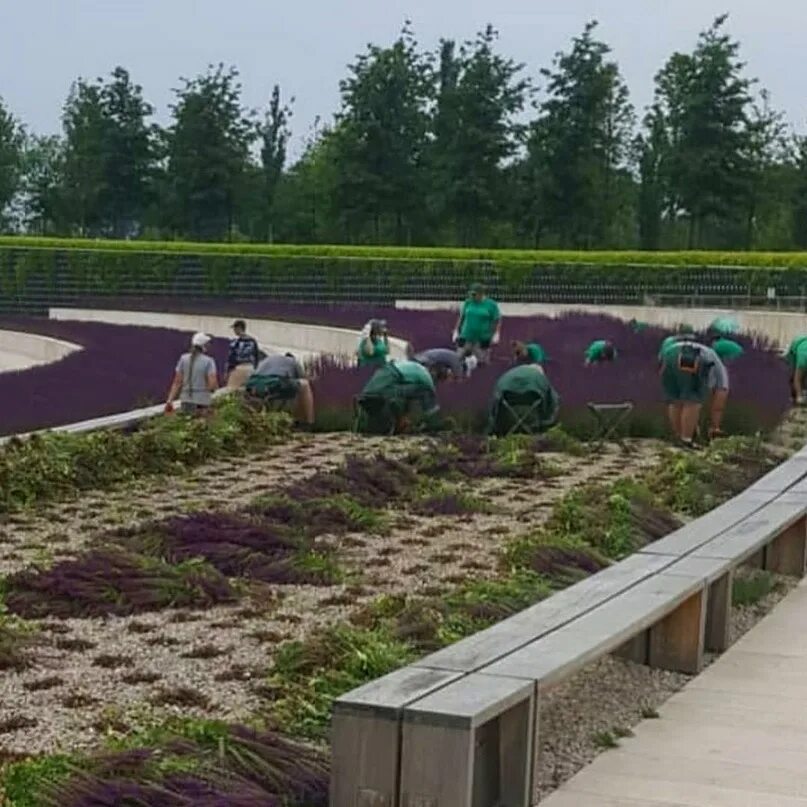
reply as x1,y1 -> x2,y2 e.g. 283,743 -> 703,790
331,454 -> 807,807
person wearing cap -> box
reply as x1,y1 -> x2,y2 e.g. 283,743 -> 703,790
225,320 -> 261,390
512,341 -> 547,366
708,316 -> 740,336
359,359 -> 441,433
584,339 -> 617,366
166,332 -> 219,416
453,283 -> 501,364
412,348 -> 477,381
488,351 -> 559,434
247,352 -> 315,427
786,335 -> 807,404
658,324 -> 697,362
357,319 -> 390,367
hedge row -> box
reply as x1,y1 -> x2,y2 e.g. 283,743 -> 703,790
3,243 -> 807,314
3,235 -> 807,268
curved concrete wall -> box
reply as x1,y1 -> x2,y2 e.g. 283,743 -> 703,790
0,329 -> 81,373
396,300 -> 807,348
49,308 -> 410,360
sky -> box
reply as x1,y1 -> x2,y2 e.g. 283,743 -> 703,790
1,0 -> 805,159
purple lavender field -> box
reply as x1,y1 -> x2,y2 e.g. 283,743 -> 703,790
0,318 -> 229,436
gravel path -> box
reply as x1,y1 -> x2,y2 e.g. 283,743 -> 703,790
0,435 -> 663,757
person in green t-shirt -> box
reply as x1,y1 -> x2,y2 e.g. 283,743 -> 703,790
453,283 -> 501,364
628,318 -> 650,333
708,316 -> 740,336
584,339 -> 617,366
359,359 -> 441,433
488,358 -> 559,435
658,325 -> 696,363
707,337 -> 743,438
357,319 -> 390,367
711,337 -> 744,363
786,336 -> 807,404
512,341 -> 547,366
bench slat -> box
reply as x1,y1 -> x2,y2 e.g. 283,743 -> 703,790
483,573 -> 703,687
412,553 -> 676,674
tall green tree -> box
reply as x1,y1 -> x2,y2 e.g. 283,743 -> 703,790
527,22 -> 635,248
636,106 -> 668,250
653,15 -> 753,247
258,84 -> 293,242
0,97 -> 24,229
792,136 -> 807,249
98,67 -> 157,236
165,64 -> 255,240
333,23 -> 433,242
435,25 -> 528,245
20,135 -> 65,234
62,80 -> 110,234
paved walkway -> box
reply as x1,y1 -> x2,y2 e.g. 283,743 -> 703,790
542,579 -> 807,806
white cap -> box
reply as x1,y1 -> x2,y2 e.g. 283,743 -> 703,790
191,332 -> 211,348
463,355 -> 479,376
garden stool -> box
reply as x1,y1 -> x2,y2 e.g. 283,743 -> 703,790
493,391 -> 544,436
587,401 -> 634,450
352,394 -> 397,435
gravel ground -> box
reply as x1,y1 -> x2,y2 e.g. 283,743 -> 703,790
0,434 -> 663,757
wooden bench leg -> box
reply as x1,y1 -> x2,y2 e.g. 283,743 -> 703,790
744,548 -> 765,569
705,570 -> 733,653
648,586 -> 706,675
400,698 -> 535,807
331,709 -> 398,807
765,517 -> 807,577
614,630 -> 648,664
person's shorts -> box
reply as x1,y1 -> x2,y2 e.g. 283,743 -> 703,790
180,401 -> 211,416
245,374 -> 300,399
661,363 -> 707,403
456,339 -> 491,350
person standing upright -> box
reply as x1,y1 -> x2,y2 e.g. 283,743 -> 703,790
453,283 -> 502,365
226,320 -> 260,390
166,332 -> 219,416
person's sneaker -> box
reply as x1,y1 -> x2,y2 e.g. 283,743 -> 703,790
679,438 -> 699,451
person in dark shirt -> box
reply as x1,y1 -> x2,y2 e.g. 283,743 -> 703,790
246,352 -> 315,427
226,319 -> 260,390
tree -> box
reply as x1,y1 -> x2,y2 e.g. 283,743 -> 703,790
653,15 -> 753,247
332,23 -> 433,242
19,135 -> 65,234
258,84 -> 293,242
527,21 -> 635,248
165,64 -> 255,240
792,136 -> 807,249
61,80 -> 109,234
435,25 -> 528,245
0,97 -> 24,229
636,106 -> 668,250
98,67 -> 157,236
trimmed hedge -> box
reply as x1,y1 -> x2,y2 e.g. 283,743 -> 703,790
3,239 -> 807,314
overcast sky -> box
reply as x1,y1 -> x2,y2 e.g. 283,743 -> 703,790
2,0 -> 804,158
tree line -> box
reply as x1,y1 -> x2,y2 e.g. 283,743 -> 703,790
1,15 -> 806,250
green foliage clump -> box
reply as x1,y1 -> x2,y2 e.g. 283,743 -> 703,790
0,398 -> 290,514
2,754 -> 77,807
732,570 -> 777,607
266,625 -> 414,739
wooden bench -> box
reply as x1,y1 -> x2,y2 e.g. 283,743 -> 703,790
399,674 -> 535,807
331,454 -> 807,806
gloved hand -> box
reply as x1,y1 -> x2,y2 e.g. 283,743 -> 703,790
164,402 -> 175,415
452,330 -> 459,343
492,331 -> 501,345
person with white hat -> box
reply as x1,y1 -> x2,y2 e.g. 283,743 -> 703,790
165,332 -> 219,416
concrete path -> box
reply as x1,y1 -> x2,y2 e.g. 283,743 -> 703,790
542,579 -> 807,806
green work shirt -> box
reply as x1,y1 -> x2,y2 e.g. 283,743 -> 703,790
585,340 -> 616,363
357,336 -> 389,367
710,316 -> 740,335
658,335 -> 678,360
459,297 -> 501,343
525,343 -> 547,364
492,365 -> 559,425
629,319 -> 649,332
711,338 -> 744,362
393,360 -> 436,391
787,336 -> 807,370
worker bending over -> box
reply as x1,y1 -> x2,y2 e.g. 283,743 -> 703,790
512,341 -> 547,365
246,352 -> 315,427
659,332 -> 724,447
357,319 -> 390,367
706,337 -> 743,438
786,336 -> 807,405
360,359 -> 441,433
226,319 -> 260,389
584,339 -> 617,366
413,348 -> 478,380
488,350 -> 559,434
453,283 -> 501,364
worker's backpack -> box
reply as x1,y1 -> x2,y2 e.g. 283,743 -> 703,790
677,343 -> 702,375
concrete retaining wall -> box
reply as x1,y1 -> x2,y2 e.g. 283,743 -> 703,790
396,300 -> 807,347
0,329 -> 81,373
49,308 -> 410,360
